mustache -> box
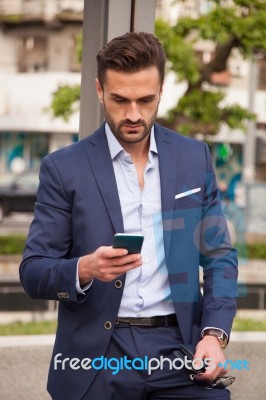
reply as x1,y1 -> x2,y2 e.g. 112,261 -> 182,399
119,119 -> 146,126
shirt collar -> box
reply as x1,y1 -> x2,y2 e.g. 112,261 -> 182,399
105,122 -> 158,160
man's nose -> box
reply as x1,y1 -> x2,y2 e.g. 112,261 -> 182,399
126,102 -> 141,122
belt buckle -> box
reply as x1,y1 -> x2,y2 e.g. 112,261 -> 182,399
151,316 -> 164,327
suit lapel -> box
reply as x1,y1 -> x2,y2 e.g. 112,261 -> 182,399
155,124 -> 178,260
84,125 -> 124,234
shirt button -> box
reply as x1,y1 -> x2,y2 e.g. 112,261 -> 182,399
115,280 -> 123,289
104,321 -> 112,330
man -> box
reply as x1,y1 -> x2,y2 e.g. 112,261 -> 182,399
20,32 -> 238,399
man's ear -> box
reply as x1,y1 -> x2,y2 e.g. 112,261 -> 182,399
95,78 -> 104,104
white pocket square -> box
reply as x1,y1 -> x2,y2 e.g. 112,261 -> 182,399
175,188 -> 201,200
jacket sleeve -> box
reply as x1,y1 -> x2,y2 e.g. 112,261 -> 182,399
199,143 -> 238,336
19,155 -> 84,303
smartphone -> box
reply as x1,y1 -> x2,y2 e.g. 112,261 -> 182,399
113,233 -> 144,254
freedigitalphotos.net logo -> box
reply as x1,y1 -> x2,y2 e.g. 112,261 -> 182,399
53,353 -> 250,375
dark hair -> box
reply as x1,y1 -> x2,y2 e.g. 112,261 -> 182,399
96,32 -> 166,88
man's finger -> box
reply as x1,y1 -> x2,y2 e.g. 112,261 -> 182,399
100,246 -> 128,258
109,259 -> 142,274
112,254 -> 142,266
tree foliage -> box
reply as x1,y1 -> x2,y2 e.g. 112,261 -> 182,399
155,0 -> 266,136
50,84 -> 80,121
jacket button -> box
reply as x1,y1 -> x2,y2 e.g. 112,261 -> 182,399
104,321 -> 112,330
115,280 -> 123,288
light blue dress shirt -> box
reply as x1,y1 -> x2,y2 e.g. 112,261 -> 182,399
105,123 -> 175,317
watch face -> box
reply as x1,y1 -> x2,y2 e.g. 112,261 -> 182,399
217,334 -> 227,348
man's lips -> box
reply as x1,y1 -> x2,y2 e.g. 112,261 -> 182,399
123,124 -> 143,129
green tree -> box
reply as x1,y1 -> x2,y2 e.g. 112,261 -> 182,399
155,0 -> 266,136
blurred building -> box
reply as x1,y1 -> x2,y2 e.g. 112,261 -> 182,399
0,0 -> 83,175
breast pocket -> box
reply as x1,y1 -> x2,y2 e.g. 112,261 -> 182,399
174,187 -> 202,209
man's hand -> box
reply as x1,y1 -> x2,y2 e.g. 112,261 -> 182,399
78,246 -> 142,286
193,336 -> 227,382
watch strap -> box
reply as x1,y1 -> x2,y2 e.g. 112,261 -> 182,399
201,328 -> 228,349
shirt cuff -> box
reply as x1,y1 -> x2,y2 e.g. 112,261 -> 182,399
76,258 -> 93,295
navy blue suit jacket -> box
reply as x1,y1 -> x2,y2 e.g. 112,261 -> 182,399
19,123 -> 238,399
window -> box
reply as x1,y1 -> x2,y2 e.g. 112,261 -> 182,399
17,36 -> 48,72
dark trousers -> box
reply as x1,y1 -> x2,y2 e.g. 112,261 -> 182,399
82,323 -> 231,399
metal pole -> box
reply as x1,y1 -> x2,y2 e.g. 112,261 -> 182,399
133,0 -> 156,33
79,0 -> 108,138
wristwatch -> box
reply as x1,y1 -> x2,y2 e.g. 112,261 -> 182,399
201,328 -> 228,349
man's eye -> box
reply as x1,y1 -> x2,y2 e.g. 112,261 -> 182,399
114,98 -> 126,103
140,98 -> 154,103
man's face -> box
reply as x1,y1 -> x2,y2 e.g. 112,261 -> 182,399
96,66 -> 163,146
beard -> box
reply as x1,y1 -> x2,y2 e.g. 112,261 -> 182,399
102,102 -> 159,145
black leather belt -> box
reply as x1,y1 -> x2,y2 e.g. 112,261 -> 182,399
116,314 -> 177,327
